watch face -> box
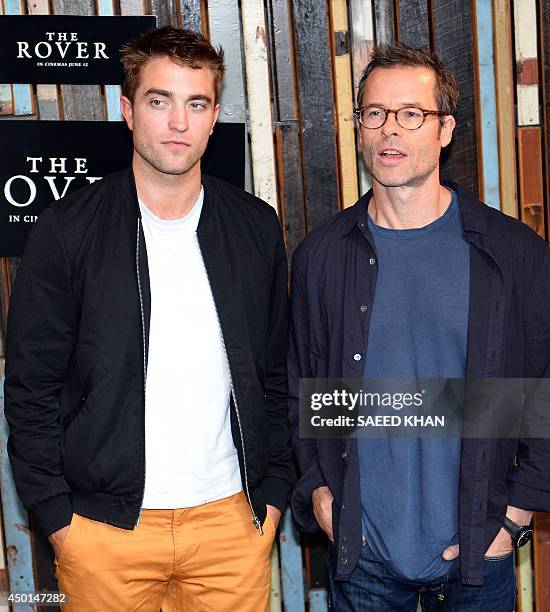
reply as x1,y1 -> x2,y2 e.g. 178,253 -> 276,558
517,529 -> 534,547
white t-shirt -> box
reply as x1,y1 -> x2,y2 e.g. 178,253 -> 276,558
139,188 -> 242,509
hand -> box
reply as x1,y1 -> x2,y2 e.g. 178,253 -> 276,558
312,486 -> 334,542
441,543 -> 460,561
48,524 -> 70,560
484,505 -> 532,558
266,504 -> 282,529
441,505 -> 533,561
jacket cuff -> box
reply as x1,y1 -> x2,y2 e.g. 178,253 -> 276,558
508,480 -> 550,513
30,494 -> 73,537
290,466 -> 327,533
261,475 -> 293,514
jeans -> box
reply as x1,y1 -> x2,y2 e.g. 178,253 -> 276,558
329,540 -> 516,611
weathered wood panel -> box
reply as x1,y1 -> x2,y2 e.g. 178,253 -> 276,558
534,514 -> 550,612
0,379 -> 36,612
293,0 -> 340,230
540,0 -> 550,242
348,0 -> 374,196
396,0 -> 430,48
149,0 -> 178,26
518,127 -> 546,238
52,0 -> 106,120
4,0 -> 34,116
514,0 -> 540,127
373,0 -> 395,45
473,0 -> 500,209
177,0 -> 203,32
330,0 -> 358,208
241,0 -> 278,210
268,0 -> 306,260
208,0 -> 252,192
98,0 -> 123,122
432,0 -> 479,195
119,0 -> 147,15
279,508 -> 306,611
493,0 -> 518,217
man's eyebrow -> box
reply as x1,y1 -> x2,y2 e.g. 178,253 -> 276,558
187,94 -> 213,104
362,101 -> 425,108
143,88 -> 173,98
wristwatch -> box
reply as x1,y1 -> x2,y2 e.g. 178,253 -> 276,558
502,516 -> 533,548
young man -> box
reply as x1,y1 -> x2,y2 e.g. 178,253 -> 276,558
5,26 -> 293,611
289,44 -> 550,611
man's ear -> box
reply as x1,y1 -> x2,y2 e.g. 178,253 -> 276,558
210,103 -> 221,135
440,115 -> 456,148
120,96 -> 134,131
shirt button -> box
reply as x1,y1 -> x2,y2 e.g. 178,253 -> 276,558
353,353 -> 362,361
341,504 -> 346,510
360,305 -> 368,312
340,544 -> 347,552
342,451 -> 348,459
369,258 -> 376,265
340,557 -> 348,565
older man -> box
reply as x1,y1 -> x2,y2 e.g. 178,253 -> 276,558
289,44 -> 550,611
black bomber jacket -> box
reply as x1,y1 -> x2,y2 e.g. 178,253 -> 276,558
5,167 -> 294,537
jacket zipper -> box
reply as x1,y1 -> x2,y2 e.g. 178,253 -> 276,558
135,219 -> 147,526
197,241 -> 263,535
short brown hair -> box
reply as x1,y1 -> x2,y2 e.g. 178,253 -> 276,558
357,43 -> 460,117
121,26 -> 225,103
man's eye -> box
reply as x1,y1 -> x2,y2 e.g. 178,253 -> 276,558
189,102 -> 206,110
404,109 -> 422,118
367,109 -> 383,117
150,99 -> 165,107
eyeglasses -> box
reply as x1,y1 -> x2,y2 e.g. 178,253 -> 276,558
353,106 -> 447,130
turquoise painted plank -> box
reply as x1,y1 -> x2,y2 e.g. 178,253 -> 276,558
104,86 -> 123,121
309,588 -> 329,611
95,0 -> 123,121
96,0 -> 114,12
279,508 -> 306,611
0,379 -> 36,610
476,0 -> 500,209
12,84 -> 33,116
4,0 -> 34,116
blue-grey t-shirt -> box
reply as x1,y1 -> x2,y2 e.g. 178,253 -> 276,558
358,191 -> 469,581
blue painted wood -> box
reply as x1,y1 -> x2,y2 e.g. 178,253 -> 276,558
309,588 -> 329,611
475,0 -> 501,210
0,378 -> 35,610
279,508 -> 306,611
96,0 -> 123,121
4,0 -> 34,116
96,0 -> 114,12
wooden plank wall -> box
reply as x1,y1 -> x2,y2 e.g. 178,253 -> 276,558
1,2 -> 550,611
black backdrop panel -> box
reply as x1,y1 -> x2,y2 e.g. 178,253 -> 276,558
0,15 -> 156,85
0,120 -> 244,256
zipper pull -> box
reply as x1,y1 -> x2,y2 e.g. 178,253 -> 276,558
253,515 -> 263,535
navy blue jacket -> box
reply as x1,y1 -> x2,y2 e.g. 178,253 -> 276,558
288,183 -> 550,586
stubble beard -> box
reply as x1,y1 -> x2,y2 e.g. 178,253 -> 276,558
134,138 -> 204,177
364,151 -> 439,189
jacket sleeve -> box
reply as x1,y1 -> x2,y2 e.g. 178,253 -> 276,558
288,245 -> 327,532
260,210 -> 295,513
508,248 -> 550,511
4,208 -> 76,536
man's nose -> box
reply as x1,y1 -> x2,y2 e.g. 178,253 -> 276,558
380,110 -> 401,137
168,106 -> 189,131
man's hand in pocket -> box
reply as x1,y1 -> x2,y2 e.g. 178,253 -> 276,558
312,486 -> 334,542
48,524 -> 70,560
